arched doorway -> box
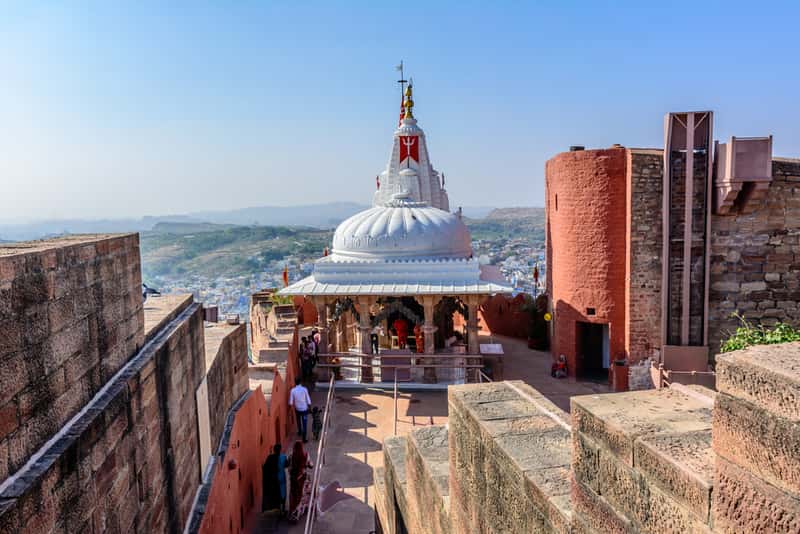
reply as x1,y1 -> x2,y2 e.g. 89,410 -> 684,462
434,296 -> 468,349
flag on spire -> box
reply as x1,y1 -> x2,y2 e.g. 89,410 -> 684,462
376,175 -> 380,190
282,265 -> 289,287
396,61 -> 407,126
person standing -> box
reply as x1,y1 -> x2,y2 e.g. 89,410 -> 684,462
276,444 -> 288,515
261,445 -> 281,512
288,440 -> 313,523
413,323 -> 424,353
300,337 -> 313,382
312,328 -> 321,360
370,323 -> 383,354
289,379 -> 312,443
393,317 -> 409,349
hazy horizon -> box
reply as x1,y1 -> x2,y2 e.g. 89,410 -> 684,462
2,2 -> 799,221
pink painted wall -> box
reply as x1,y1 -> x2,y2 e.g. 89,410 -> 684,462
197,332 -> 300,534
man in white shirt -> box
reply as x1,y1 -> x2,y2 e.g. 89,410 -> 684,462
289,379 -> 312,443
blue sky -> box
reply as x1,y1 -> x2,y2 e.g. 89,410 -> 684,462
1,1 -> 799,221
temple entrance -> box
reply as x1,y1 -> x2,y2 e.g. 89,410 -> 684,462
434,296 -> 467,349
576,322 -> 609,382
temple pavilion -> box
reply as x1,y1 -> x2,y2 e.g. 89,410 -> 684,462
279,82 -> 512,384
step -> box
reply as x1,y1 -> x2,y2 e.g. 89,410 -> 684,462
405,426 -> 450,534
258,348 -> 288,364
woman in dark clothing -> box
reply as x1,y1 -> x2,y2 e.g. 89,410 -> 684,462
288,440 -> 313,522
261,444 -> 282,512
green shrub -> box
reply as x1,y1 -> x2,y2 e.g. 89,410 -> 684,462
720,313 -> 800,353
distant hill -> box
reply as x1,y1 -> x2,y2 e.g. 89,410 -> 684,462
186,201 -> 367,228
0,203 -> 545,244
150,221 -> 240,234
0,202 -> 368,241
485,207 -> 545,220
465,207 -> 545,242
141,225 -> 333,280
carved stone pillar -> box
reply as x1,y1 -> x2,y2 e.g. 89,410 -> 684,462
314,297 -> 329,354
358,296 -> 374,383
422,295 -> 439,383
467,296 -> 481,356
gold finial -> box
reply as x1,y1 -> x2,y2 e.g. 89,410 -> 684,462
403,82 -> 414,119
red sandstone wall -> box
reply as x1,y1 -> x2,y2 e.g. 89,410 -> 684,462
294,296 -> 318,325
479,294 -> 530,339
195,330 -> 299,534
546,148 -> 628,377
197,388 -> 272,534
206,323 -> 251,455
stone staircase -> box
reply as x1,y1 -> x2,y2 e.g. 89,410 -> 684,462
256,304 -> 297,364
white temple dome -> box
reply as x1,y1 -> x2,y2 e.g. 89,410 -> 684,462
331,200 -> 472,261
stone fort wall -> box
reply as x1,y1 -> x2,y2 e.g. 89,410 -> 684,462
0,235 -> 252,534
0,234 -> 144,483
546,148 -> 800,384
708,157 -> 800,353
376,342 -> 800,533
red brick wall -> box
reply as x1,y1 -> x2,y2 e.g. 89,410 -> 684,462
546,148 -> 628,377
0,234 -> 144,483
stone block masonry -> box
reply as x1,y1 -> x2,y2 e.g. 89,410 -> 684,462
0,295 -> 205,533
571,387 -> 715,533
378,343 -> 800,533
712,342 -> 800,532
203,322 -> 249,451
0,234 -> 144,483
625,150 -> 664,374
404,426 -> 450,534
708,157 -> 800,356
448,381 -> 572,534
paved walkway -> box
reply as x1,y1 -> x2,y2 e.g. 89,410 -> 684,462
483,334 -> 610,411
253,334 -> 609,533
253,388 -> 448,533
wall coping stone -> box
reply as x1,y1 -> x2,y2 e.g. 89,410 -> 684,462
716,342 -> 800,420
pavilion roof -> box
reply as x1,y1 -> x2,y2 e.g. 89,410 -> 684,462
278,275 -> 512,297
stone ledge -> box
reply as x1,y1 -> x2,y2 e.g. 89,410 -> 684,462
0,233 -> 138,259
634,430 -> 714,523
715,342 -> 800,421
571,388 -> 712,467
143,293 -> 194,342
448,381 -> 572,533
713,391 -> 800,497
383,435 -> 409,530
406,426 -> 449,534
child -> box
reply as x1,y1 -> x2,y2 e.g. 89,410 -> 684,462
311,406 -> 324,441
